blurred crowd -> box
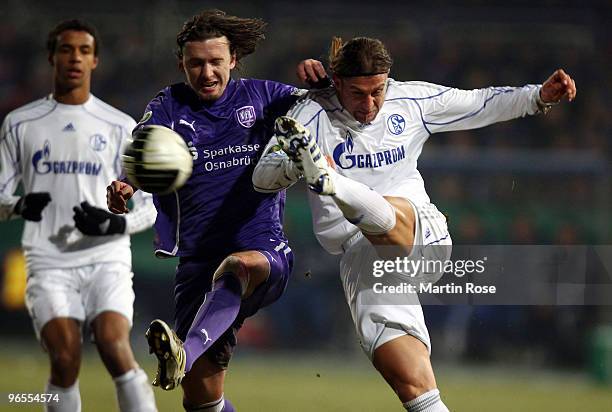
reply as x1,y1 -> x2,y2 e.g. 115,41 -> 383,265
1,1 -> 610,245
1,0 -> 610,370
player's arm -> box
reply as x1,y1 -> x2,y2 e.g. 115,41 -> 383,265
0,118 -> 51,221
296,59 -> 331,89
252,136 -> 302,193
76,185 -> 155,236
253,96 -> 327,193
252,81 -> 311,193
75,120 -> 134,236
123,190 -> 156,234
106,119 -> 156,232
107,90 -> 174,213
421,69 -> 576,134
73,115 -> 157,236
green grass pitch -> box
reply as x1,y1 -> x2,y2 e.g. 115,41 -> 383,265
1,345 -> 611,411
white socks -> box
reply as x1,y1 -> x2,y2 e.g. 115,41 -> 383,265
403,389 -> 450,412
328,169 -> 396,235
45,381 -> 81,412
184,395 -> 225,411
43,369 -> 156,412
114,368 -> 157,412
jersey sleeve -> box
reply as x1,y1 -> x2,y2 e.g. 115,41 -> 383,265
114,113 -> 156,233
251,87 -> 311,193
252,135 -> 302,193
263,81 -> 306,122
120,89 -> 174,184
0,116 -> 22,221
134,89 -> 174,131
115,116 -> 137,177
124,189 -> 156,235
415,82 -> 541,134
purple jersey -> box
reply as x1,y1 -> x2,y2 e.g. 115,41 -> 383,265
137,79 -> 299,258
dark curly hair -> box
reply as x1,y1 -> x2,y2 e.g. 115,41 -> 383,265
47,19 -> 100,57
176,10 -> 266,62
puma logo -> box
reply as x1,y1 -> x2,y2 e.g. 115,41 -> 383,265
179,118 -> 196,132
200,328 -> 212,344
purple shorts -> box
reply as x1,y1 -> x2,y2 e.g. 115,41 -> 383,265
173,240 -> 293,368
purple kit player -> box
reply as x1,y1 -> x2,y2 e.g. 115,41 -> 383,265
106,10 -> 300,412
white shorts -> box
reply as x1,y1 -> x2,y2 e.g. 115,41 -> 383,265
339,201 -> 451,359
25,262 -> 135,339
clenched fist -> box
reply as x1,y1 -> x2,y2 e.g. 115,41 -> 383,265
106,180 -> 134,214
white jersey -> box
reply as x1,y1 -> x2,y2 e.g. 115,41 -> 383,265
285,79 -> 542,254
0,95 -> 156,271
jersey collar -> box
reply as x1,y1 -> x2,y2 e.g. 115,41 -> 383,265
50,93 -> 95,111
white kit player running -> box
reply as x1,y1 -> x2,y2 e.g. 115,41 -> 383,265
253,37 -> 576,411
0,20 -> 157,412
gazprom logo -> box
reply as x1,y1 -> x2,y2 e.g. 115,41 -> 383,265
387,114 -> 406,135
332,132 -> 406,170
345,131 -> 354,153
32,140 -> 51,173
32,141 -> 102,176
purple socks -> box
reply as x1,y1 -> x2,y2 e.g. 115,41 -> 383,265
183,274 -> 242,372
222,399 -> 235,411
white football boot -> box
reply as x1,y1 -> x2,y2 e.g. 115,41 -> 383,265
274,116 -> 335,195
145,319 -> 186,391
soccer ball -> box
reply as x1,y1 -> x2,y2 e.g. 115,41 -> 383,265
122,125 -> 193,194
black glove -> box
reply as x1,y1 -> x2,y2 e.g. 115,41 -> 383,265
307,76 -> 332,89
14,192 -> 51,221
73,201 -> 126,236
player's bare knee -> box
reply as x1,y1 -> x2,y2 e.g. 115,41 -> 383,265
213,255 -> 249,293
48,348 -> 80,385
49,349 -> 80,370
374,356 -> 432,401
44,331 -> 81,377
365,197 -> 415,253
385,197 -> 415,236
95,333 -> 129,358
391,376 -> 435,402
216,255 -> 245,274
92,318 -> 130,353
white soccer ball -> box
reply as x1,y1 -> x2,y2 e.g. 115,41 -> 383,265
122,125 -> 193,194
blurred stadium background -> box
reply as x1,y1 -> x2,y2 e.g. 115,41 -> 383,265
1,0 -> 611,411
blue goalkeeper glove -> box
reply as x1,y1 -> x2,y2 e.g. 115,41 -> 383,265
73,201 -> 126,236
14,192 -> 51,221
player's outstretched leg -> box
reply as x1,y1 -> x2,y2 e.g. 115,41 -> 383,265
180,251 -> 271,408
373,336 -> 449,412
181,256 -> 245,374
146,319 -> 186,391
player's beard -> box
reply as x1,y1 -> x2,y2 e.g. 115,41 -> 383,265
197,80 -> 225,101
